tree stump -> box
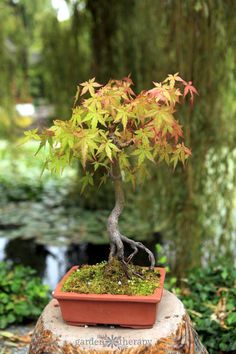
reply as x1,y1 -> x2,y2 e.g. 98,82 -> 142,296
29,290 -> 208,353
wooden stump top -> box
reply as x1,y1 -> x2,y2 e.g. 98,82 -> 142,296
30,290 -> 208,353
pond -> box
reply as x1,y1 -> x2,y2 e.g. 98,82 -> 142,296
0,236 -> 157,289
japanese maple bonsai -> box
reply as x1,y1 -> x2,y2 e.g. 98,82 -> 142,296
25,73 -> 197,327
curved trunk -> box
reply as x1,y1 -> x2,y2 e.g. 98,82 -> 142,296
107,160 -> 156,270
107,160 -> 125,261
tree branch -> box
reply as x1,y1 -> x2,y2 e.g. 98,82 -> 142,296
108,133 -> 133,149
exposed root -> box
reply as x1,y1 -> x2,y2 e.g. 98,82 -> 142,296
120,234 -> 155,270
120,259 -> 132,279
108,233 -> 155,277
109,255 -> 145,280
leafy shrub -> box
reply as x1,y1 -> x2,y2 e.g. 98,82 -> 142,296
156,243 -> 236,354
179,263 -> 236,353
0,262 -> 50,329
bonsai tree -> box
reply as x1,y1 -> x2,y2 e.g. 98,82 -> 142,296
24,74 -> 197,272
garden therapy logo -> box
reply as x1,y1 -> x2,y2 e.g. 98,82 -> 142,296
76,334 -> 152,349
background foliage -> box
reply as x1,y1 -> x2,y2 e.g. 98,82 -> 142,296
0,262 -> 49,329
181,263 -> 236,353
157,244 -> 236,354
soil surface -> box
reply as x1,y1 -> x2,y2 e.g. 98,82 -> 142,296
62,259 -> 160,295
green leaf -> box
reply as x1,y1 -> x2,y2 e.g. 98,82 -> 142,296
227,313 -> 236,326
23,75 -> 194,188
35,141 -> 46,156
80,172 -> 94,193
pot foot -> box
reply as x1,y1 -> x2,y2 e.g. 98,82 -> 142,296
65,321 -> 97,327
65,321 -> 152,329
120,324 -> 153,329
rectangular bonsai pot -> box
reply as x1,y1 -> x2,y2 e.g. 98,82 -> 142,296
53,266 -> 166,329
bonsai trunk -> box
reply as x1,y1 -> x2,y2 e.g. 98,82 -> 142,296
107,160 -> 155,270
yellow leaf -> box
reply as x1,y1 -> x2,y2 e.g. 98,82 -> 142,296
105,144 -> 112,160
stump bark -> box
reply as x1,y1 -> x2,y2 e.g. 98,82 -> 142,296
29,290 -> 208,354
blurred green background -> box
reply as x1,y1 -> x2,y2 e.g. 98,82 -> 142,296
0,0 -> 236,280
0,1 -> 236,351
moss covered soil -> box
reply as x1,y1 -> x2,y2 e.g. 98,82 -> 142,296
62,259 -> 160,296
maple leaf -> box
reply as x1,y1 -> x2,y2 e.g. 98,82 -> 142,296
119,151 -> 130,169
147,87 -> 166,103
123,83 -> 136,97
159,146 -> 172,164
170,155 -> 179,170
93,161 -> 108,172
80,78 -> 102,96
123,74 -> 134,86
181,143 -> 192,156
105,141 -> 120,160
26,74 -> 196,187
171,121 -> 183,143
163,72 -> 184,88
82,105 -> 107,129
152,81 -> 162,88
98,175 -> 108,188
173,88 -> 182,103
183,81 -> 199,105
97,141 -> 120,161
23,128 -> 40,141
148,82 -> 175,105
71,107 -> 84,126
121,75 -> 136,97
114,108 -> 129,129
174,142 -> 192,164
132,147 -> 155,166
80,172 -> 94,193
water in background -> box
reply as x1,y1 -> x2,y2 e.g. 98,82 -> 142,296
0,237 -> 157,289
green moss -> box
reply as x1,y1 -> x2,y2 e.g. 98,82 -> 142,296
62,259 -> 160,296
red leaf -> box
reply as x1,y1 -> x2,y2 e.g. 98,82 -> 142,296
147,87 -> 166,103
171,121 -> 183,143
183,81 -> 199,105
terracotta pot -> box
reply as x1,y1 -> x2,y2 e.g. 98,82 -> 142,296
53,266 -> 166,329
